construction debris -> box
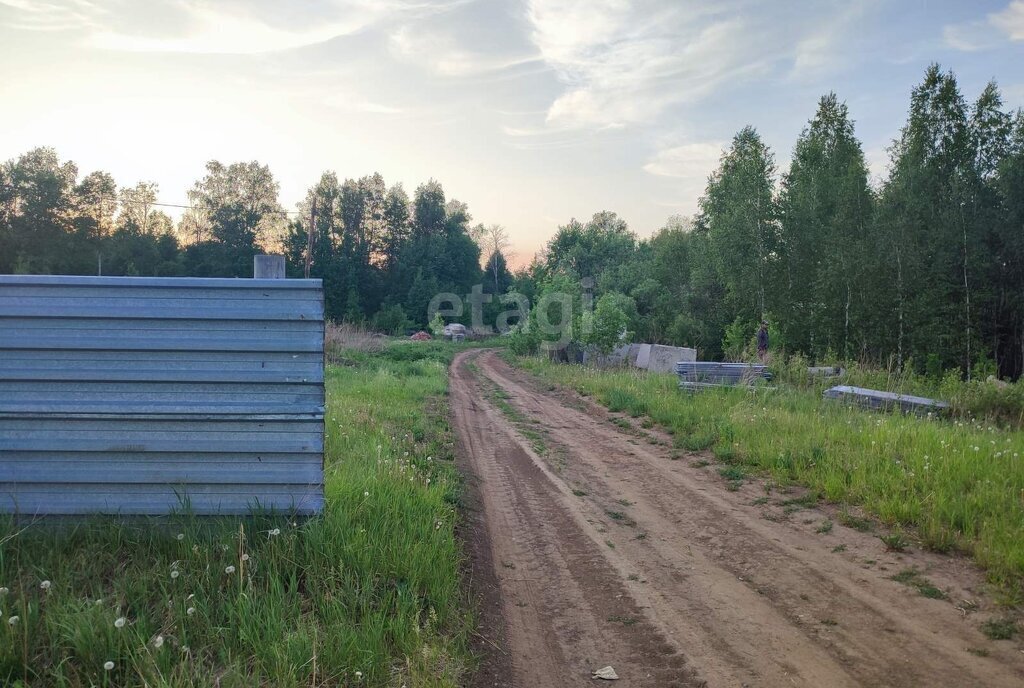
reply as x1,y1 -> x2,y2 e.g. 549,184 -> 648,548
591,666 -> 619,680
822,385 -> 949,415
676,362 -> 772,390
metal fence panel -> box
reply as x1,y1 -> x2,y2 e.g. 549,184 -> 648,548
0,275 -> 325,516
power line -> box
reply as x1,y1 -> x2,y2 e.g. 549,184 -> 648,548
96,194 -> 301,217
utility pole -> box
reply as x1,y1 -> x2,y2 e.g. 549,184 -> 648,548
304,198 -> 316,279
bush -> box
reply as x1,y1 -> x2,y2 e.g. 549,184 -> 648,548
372,304 -> 411,335
507,324 -> 540,356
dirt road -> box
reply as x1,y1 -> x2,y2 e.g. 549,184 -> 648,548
451,349 -> 1024,688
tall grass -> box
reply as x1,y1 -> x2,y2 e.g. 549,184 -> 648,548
512,355 -> 1024,595
0,342 -> 471,687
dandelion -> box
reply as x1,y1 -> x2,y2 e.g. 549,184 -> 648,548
153,635 -> 164,649
355,671 -> 363,680
241,553 -> 250,562
114,617 -> 126,628
8,616 -> 18,626
225,565 -> 236,574
425,478 -> 431,485
974,446 -> 980,452
268,528 -> 280,537
364,491 -> 370,497
186,607 -> 196,616
176,533 -> 185,541
104,661 -> 115,671
0,587 -> 7,596
40,580 -> 51,590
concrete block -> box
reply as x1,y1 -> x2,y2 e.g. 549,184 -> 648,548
646,345 -> 697,373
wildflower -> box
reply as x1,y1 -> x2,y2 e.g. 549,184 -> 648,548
104,661 -> 115,671
355,671 -> 363,680
364,491 -> 370,497
225,565 -> 236,574
114,617 -> 126,628
241,553 -> 250,562
974,446 -> 980,452
426,478 -> 431,485
153,635 -> 164,649
8,616 -> 18,626
170,570 -> 180,580
186,607 -> 196,616
268,528 -> 281,537
176,533 -> 185,541
0,587 -> 7,596
40,580 -> 51,590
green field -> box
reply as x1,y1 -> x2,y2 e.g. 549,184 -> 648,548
509,354 -> 1024,597
0,342 -> 471,687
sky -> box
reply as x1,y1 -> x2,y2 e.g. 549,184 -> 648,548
1,0 -> 1022,265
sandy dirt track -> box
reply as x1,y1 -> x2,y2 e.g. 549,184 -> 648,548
451,349 -> 1024,688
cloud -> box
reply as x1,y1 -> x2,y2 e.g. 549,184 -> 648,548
523,0 -> 846,131
944,1 -> 1024,51
643,142 -> 724,179
992,0 -> 1024,40
0,0 -> 467,54
389,24 -> 538,76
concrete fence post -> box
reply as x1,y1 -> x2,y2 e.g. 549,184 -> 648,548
254,255 -> 286,279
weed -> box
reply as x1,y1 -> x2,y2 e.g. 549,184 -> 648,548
831,544 -> 847,553
880,532 -> 910,552
890,567 -> 948,600
606,511 -> 626,521
838,510 -> 874,533
980,617 -> 1019,640
719,465 -> 746,482
820,618 -> 838,626
816,520 -> 834,534
692,459 -> 711,468
607,615 -> 638,626
752,496 -> 770,506
966,647 -> 990,657
627,574 -> 639,581
605,540 -> 616,549
572,489 -> 588,497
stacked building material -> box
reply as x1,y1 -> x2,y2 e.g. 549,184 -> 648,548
675,362 -> 772,390
822,385 -> 949,415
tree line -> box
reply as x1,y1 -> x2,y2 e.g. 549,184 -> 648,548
512,65 -> 1024,379
2,64 -> 1022,377
0,153 -> 495,332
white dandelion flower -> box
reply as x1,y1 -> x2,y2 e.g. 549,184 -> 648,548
0,587 -> 7,596
176,533 -> 185,541
7,616 -> 18,626
355,671 -> 363,680
114,617 -> 126,628
170,570 -> 180,579
364,491 -> 370,497
269,528 -> 280,537
186,607 -> 196,616
104,661 -> 115,671
241,553 -> 249,562
153,635 -> 164,649
39,580 -> 51,590
225,565 -> 236,575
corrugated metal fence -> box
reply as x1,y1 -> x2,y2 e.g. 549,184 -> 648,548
0,275 -> 325,516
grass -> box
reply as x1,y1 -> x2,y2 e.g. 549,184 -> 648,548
0,340 -> 473,687
981,617 -> 1019,640
511,355 -> 1024,595
890,567 -> 948,600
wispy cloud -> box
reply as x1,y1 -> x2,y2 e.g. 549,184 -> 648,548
643,142 -> 724,179
389,24 -> 538,76
0,0 -> 468,54
944,0 -> 1024,51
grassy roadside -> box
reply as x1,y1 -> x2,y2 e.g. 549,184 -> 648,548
507,354 -> 1024,597
0,341 -> 472,687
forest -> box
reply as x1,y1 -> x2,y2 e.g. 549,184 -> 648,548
2,64 -> 1023,377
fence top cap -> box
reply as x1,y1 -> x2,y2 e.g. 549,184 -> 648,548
0,275 -> 322,289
